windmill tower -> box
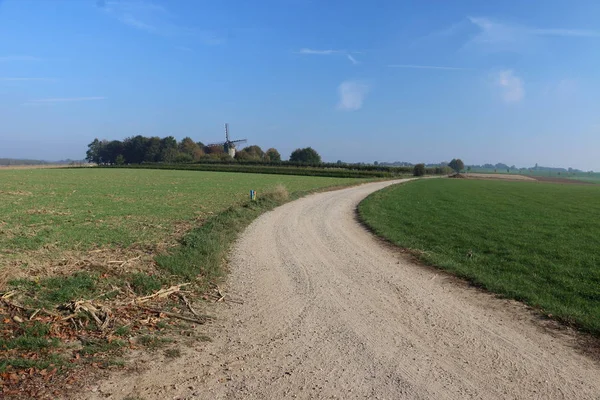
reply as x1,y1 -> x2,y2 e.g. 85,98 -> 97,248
207,123 -> 247,158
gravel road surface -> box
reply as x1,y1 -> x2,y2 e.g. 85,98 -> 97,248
88,179 -> 600,400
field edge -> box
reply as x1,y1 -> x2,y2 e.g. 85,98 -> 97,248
356,180 -> 600,340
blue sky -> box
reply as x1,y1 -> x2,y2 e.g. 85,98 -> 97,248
1,0 -> 599,170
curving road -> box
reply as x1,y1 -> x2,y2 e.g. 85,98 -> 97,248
89,179 -> 600,400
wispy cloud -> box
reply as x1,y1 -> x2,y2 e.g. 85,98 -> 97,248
298,48 -> 344,55
175,45 -> 193,52
496,70 -> 524,103
119,14 -> 155,31
466,17 -> 600,52
25,97 -> 106,105
97,1 -> 163,32
530,28 -> 600,37
337,81 -> 369,111
0,77 -> 55,82
298,48 -> 360,65
388,64 -> 469,71
0,55 -> 40,62
346,54 -> 358,65
542,78 -> 578,99
97,1 -> 224,44
198,32 -> 225,46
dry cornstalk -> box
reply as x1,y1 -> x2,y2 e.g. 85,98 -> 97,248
134,283 -> 191,304
137,306 -> 212,325
61,300 -> 111,331
179,294 -> 201,317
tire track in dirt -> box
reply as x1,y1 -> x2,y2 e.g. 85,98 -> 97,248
87,179 -> 600,400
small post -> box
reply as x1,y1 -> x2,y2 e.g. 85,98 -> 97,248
250,190 -> 256,201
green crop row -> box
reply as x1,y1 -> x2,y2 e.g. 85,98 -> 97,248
98,162 -> 448,178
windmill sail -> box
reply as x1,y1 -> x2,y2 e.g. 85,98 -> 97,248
206,123 -> 247,157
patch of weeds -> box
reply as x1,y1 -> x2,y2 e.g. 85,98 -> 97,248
41,272 -> 98,303
130,273 -> 163,296
156,321 -> 168,330
80,338 -> 126,356
196,334 -> 212,342
10,272 -> 98,308
0,353 -> 66,373
138,334 -> 172,350
22,321 -> 51,337
164,348 -> 181,358
108,358 -> 126,367
114,325 -> 131,337
0,322 -> 59,351
0,336 -> 59,351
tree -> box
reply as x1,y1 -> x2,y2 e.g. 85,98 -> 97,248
234,150 -> 252,161
144,137 -> 162,162
174,152 -> 193,163
241,145 -> 264,160
413,163 -> 425,177
264,148 -> 281,162
104,140 -> 124,164
115,154 -> 125,165
86,138 -> 103,164
122,135 -> 148,164
448,158 -> 465,174
204,145 -> 224,155
160,136 -> 178,162
179,137 -> 203,161
289,147 -> 321,164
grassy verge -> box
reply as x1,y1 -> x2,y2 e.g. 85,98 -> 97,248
358,178 -> 600,335
156,186 -> 290,282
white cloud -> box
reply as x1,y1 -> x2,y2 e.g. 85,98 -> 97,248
98,0 -> 224,44
529,28 -> 600,37
388,64 -> 469,71
467,17 -> 600,52
298,48 -> 344,55
346,54 -> 358,65
337,81 -> 369,111
97,1 -> 162,32
496,70 -> 524,103
298,48 -> 359,65
118,14 -> 155,31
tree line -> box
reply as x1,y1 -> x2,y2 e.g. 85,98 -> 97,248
85,135 -> 322,165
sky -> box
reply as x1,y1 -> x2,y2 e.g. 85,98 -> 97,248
1,0 -> 599,170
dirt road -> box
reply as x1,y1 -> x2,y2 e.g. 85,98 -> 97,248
89,179 -> 600,399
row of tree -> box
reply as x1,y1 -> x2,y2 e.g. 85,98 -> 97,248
85,135 -> 322,165
413,158 -> 464,176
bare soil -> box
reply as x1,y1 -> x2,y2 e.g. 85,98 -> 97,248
82,179 -> 600,400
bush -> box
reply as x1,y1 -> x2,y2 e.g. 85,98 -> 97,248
413,163 -> 425,176
290,147 -> 321,163
449,158 -> 465,174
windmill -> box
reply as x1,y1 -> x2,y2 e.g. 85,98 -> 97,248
206,123 -> 247,158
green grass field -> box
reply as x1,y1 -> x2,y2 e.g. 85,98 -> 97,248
359,178 -> 600,334
468,167 -> 600,184
0,168 -> 364,260
0,168 -> 368,378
